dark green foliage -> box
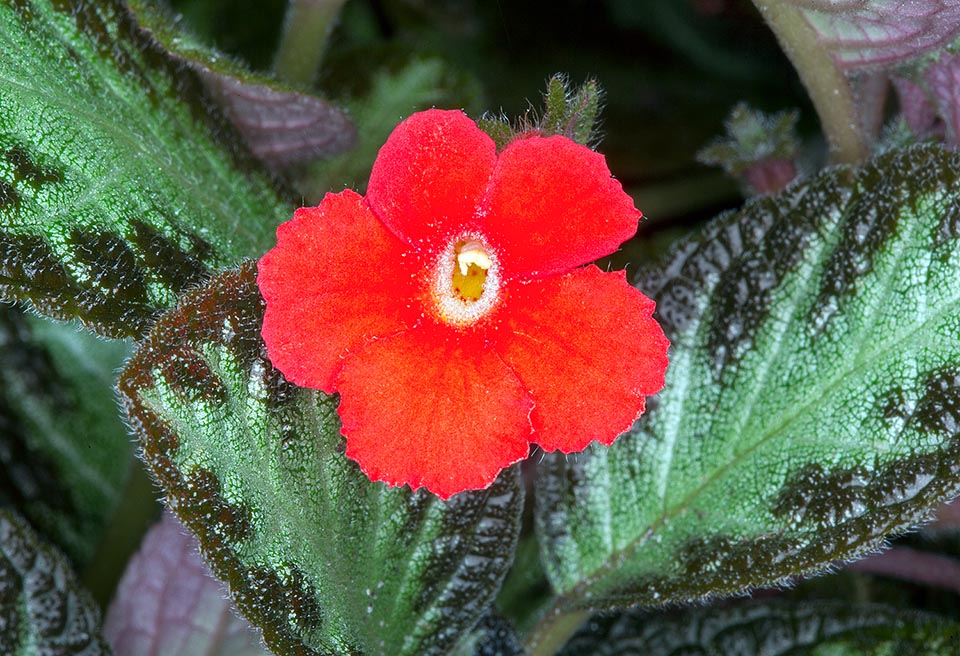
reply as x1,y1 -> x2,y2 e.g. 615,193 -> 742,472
0,509 -> 112,655
0,0 -> 288,338
0,306 -> 132,565
559,602 -> 960,655
453,613 -> 524,656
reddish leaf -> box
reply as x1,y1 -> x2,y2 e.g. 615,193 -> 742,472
797,1 -> 960,69
104,511 -> 269,656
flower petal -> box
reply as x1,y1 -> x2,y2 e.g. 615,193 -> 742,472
496,265 -> 669,453
257,190 -> 420,393
336,327 -> 533,499
366,109 -> 497,247
481,136 -> 640,278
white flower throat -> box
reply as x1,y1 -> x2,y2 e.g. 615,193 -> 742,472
432,235 -> 501,326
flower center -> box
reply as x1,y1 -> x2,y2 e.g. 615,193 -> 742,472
453,239 -> 491,302
432,234 -> 500,327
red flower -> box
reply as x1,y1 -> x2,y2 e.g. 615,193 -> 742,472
257,109 -> 669,499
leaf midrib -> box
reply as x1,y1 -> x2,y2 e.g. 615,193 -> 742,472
568,186 -> 960,602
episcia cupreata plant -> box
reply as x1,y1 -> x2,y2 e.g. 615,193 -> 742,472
4,1 -> 960,655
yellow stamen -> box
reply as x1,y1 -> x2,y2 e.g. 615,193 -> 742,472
452,240 -> 491,302
457,240 -> 493,276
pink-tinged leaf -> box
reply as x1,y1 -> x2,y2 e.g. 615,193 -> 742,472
847,546 -> 960,595
891,74 -> 940,135
743,158 -> 799,195
128,0 -> 355,169
795,1 -> 960,69
930,497 -> 960,528
924,51 -> 960,144
104,511 -> 269,656
195,69 -> 356,168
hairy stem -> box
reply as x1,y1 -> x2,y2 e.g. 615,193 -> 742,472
273,0 -> 349,86
753,0 -> 868,164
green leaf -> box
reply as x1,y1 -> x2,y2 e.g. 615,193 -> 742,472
118,262 -> 524,656
535,144 -> 960,609
0,0 -> 288,339
558,602 -> 960,655
0,306 -> 133,565
0,508 -> 112,655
